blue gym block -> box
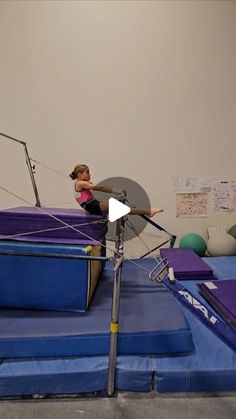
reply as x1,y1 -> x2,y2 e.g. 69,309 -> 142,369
0,240 -> 103,312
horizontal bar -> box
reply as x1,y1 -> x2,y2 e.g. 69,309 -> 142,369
0,250 -> 109,261
0,132 -> 26,145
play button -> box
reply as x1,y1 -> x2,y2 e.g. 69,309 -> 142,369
92,176 -> 152,242
108,198 -> 131,222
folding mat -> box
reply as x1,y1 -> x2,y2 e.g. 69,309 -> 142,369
160,248 -> 215,280
0,206 -> 107,244
199,279 -> 236,332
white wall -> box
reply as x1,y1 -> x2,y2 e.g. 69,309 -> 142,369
0,1 -> 235,254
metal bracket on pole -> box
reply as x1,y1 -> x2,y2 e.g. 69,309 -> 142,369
148,257 -> 176,284
148,257 -> 169,282
113,255 -> 124,272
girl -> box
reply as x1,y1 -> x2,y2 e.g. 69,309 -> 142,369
70,164 -> 164,217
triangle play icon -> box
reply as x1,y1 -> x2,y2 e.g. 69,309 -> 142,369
108,198 -> 131,222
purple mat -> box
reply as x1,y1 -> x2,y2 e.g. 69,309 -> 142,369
199,280 -> 236,331
0,206 -> 107,245
160,248 -> 214,279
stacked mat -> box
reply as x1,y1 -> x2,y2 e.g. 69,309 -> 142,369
0,206 -> 107,244
199,279 -> 236,331
0,240 -> 103,312
160,248 -> 215,280
0,206 -> 107,312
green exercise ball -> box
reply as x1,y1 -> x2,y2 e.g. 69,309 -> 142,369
179,233 -> 207,257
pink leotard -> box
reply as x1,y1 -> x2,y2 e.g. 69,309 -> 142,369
74,187 -> 94,205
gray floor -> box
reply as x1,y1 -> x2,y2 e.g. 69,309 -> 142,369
0,392 -> 236,419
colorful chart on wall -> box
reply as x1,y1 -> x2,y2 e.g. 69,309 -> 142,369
176,193 -> 208,218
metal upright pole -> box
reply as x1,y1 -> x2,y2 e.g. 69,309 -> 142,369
0,132 -> 41,207
22,142 -> 41,207
107,213 -> 125,397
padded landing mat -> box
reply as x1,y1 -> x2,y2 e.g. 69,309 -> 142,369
0,257 -> 236,396
0,260 -> 193,358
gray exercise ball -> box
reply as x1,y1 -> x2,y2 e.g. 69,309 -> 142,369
207,232 -> 236,257
228,224 -> 236,239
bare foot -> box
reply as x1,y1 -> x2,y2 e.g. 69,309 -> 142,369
148,208 -> 164,217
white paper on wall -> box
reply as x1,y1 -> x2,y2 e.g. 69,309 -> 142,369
212,181 -> 236,211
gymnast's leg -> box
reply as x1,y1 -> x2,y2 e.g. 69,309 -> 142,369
99,202 -> 163,218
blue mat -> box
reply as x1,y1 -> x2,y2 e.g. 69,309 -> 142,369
0,241 -> 104,312
0,257 -> 236,396
202,256 -> 236,280
154,257 -> 236,392
154,283 -> 236,392
0,259 -> 193,358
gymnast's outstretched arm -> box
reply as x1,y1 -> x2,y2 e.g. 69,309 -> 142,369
75,180 -> 126,195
